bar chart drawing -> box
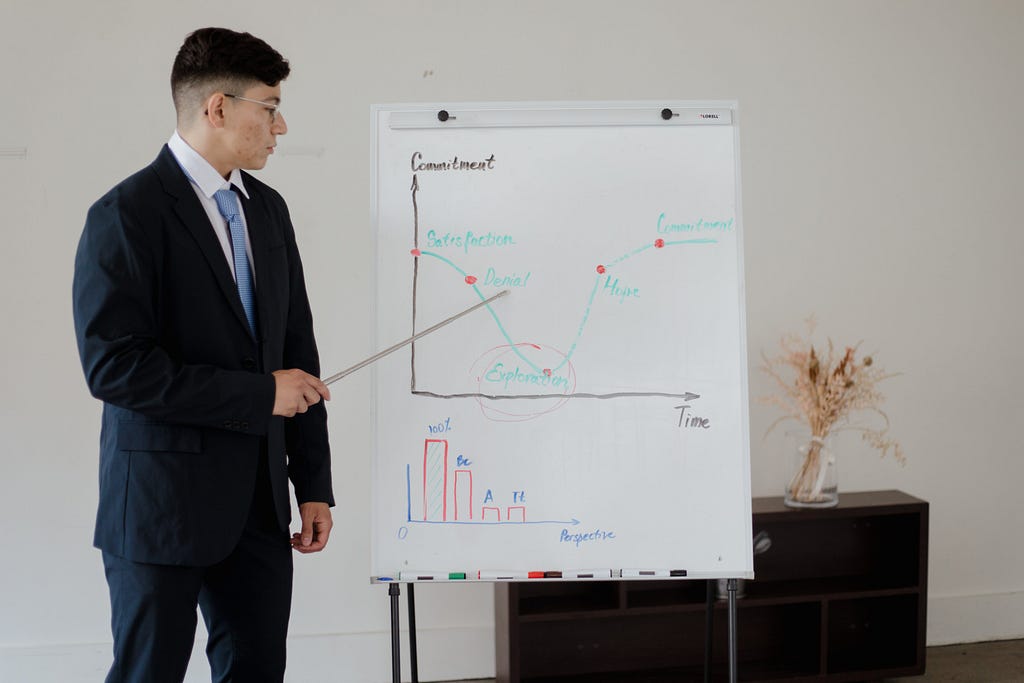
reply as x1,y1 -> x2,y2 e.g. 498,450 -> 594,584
454,469 -> 473,520
406,438 -> 579,527
372,103 -> 752,580
422,439 -> 448,521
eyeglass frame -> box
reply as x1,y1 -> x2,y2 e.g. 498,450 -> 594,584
224,93 -> 281,123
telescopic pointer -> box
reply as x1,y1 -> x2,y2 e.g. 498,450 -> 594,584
322,290 -> 510,386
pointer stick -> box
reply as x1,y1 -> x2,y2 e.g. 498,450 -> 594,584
323,290 -> 510,386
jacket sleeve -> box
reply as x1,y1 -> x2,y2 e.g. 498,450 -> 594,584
272,195 -> 335,506
72,189 -> 277,434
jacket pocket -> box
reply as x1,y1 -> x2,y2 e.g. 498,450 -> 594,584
117,421 -> 202,453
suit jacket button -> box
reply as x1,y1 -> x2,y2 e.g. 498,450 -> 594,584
242,357 -> 256,370
223,420 -> 232,428
241,421 -> 249,430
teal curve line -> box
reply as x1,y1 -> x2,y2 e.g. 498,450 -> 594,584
421,250 -> 543,373
418,237 -> 718,375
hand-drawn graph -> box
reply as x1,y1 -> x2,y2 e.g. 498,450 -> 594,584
372,104 -> 752,579
408,438 -> 579,527
402,139 -> 739,418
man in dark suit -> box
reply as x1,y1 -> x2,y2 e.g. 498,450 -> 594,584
72,27 -> 334,682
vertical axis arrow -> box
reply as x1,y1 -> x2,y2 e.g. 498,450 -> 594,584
410,173 -> 421,391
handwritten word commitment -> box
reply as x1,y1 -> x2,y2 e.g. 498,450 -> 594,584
657,213 -> 734,234
411,152 -> 496,172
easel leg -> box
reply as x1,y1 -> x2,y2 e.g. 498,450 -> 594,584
727,578 -> 738,683
408,582 -> 419,683
704,579 -> 714,683
389,583 -> 401,683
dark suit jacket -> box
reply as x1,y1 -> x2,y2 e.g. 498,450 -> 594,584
73,145 -> 333,566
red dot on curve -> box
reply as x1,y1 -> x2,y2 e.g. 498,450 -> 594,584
654,239 -> 665,248
596,265 -> 606,274
410,248 -> 421,256
465,275 -> 478,285
543,369 -> 552,377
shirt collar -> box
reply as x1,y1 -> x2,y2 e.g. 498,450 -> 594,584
168,131 -> 250,200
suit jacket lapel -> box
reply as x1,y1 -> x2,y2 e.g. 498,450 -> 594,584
151,146 -> 255,337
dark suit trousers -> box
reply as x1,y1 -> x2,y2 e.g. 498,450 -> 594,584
102,449 -> 293,683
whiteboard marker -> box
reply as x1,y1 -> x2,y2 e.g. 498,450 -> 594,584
399,571 -> 446,581
622,569 -> 668,578
569,569 -> 612,579
477,571 -> 529,581
621,569 -> 689,578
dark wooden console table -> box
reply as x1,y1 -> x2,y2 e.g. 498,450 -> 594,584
495,489 -> 928,682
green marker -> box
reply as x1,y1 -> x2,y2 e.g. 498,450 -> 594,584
448,572 -> 467,580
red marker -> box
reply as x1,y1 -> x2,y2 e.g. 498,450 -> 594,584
596,265 -> 606,274
654,238 -> 665,248
528,571 -> 545,579
410,248 -> 421,256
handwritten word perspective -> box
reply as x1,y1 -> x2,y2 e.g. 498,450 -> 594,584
560,528 -> 616,547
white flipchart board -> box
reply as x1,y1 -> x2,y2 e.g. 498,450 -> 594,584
370,101 -> 752,582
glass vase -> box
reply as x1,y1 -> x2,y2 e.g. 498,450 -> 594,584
784,430 -> 838,508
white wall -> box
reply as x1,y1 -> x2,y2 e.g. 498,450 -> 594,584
1,1 -> 1021,680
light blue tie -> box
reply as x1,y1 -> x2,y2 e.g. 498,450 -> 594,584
213,189 -> 257,336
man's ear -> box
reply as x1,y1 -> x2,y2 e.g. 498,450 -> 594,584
204,92 -> 228,129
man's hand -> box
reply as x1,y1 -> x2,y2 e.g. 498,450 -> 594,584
291,502 -> 333,553
272,369 -> 330,417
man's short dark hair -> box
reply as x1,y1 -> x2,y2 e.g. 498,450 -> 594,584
171,27 -> 290,120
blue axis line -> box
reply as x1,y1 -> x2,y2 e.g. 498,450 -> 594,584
418,237 -> 718,373
405,465 -> 580,526
409,518 -> 581,526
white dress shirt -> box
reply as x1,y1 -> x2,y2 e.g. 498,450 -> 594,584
167,131 -> 255,280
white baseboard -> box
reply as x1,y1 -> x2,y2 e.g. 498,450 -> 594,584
4,593 -> 1023,682
0,626 -> 495,683
927,590 -> 1024,645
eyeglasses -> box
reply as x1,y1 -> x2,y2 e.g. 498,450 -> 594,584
224,94 -> 281,123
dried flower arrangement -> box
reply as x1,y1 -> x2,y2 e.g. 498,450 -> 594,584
760,318 -> 904,504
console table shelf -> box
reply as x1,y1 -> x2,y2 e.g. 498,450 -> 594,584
495,490 -> 928,682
